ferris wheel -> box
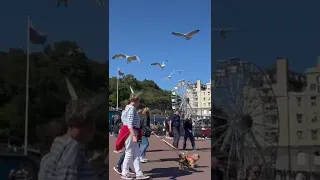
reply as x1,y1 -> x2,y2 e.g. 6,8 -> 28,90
212,59 -> 279,180
171,80 -> 196,118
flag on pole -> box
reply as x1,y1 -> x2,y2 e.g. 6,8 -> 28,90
29,23 -> 47,45
117,68 -> 124,76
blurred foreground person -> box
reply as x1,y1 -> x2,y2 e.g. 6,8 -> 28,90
211,156 -> 223,180
38,79 -> 105,180
243,164 -> 261,180
115,93 -> 150,179
38,98 -> 103,180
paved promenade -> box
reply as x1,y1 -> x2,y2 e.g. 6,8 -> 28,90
109,135 -> 211,180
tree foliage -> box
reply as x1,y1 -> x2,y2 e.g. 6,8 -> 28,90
109,75 -> 172,110
0,40 -> 172,153
0,41 -> 108,147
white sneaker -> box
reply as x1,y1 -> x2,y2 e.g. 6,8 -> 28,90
121,174 -> 133,180
140,157 -> 148,163
136,174 -> 150,179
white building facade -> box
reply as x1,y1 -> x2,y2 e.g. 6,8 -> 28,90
187,80 -> 211,119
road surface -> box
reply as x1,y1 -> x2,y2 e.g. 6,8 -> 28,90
109,135 -> 211,179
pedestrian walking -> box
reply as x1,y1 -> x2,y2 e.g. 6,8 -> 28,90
170,111 -> 181,149
113,100 -> 135,176
164,116 -> 171,139
183,114 -> 195,150
115,92 -> 149,179
113,114 -> 122,137
140,107 -> 153,163
110,115 -> 114,136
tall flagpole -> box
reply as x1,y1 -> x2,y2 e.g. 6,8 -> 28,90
116,67 -> 119,110
24,13 -> 30,156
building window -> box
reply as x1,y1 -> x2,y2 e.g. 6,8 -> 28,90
311,96 -> 317,106
208,103 -> 211,106
310,84 -> 317,91
203,98 -> 205,101
203,103 -> 206,106
296,114 -> 303,123
311,113 -> 318,122
296,131 -> 303,139
311,130 -> 318,140
296,97 -> 301,106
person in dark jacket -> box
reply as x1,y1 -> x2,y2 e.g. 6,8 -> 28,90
112,114 -> 122,137
183,115 -> 195,150
170,111 -> 181,149
212,156 -> 223,180
139,107 -> 153,163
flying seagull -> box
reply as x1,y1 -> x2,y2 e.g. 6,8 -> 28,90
57,0 -> 68,7
172,30 -> 200,40
164,70 -> 176,80
151,60 -> 168,70
112,54 -> 142,64
174,70 -> 185,74
212,28 -> 238,40
96,0 -> 104,7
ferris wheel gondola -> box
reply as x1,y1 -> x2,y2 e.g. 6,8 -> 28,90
212,59 -> 279,180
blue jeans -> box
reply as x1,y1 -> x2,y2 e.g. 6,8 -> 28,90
140,136 -> 149,158
117,152 -> 125,167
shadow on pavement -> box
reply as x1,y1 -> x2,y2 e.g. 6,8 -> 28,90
148,157 -> 179,163
146,167 -> 204,179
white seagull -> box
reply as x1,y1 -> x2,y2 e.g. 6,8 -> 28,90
172,30 -> 200,40
112,54 -> 142,64
164,70 -> 176,80
151,60 -> 168,70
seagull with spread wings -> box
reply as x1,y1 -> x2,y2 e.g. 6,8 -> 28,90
151,60 -> 168,70
112,53 -> 142,64
164,70 -> 177,80
172,30 -> 200,40
212,28 -> 238,40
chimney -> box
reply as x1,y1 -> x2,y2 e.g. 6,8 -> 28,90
276,58 -> 288,96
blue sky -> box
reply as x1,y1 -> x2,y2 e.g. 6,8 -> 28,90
0,1 -> 108,60
212,1 -> 320,73
109,0 -> 211,90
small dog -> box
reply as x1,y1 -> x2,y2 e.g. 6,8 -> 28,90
178,152 -> 200,170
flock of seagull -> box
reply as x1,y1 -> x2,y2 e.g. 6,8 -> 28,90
112,29 -> 200,80
111,28 -> 239,80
